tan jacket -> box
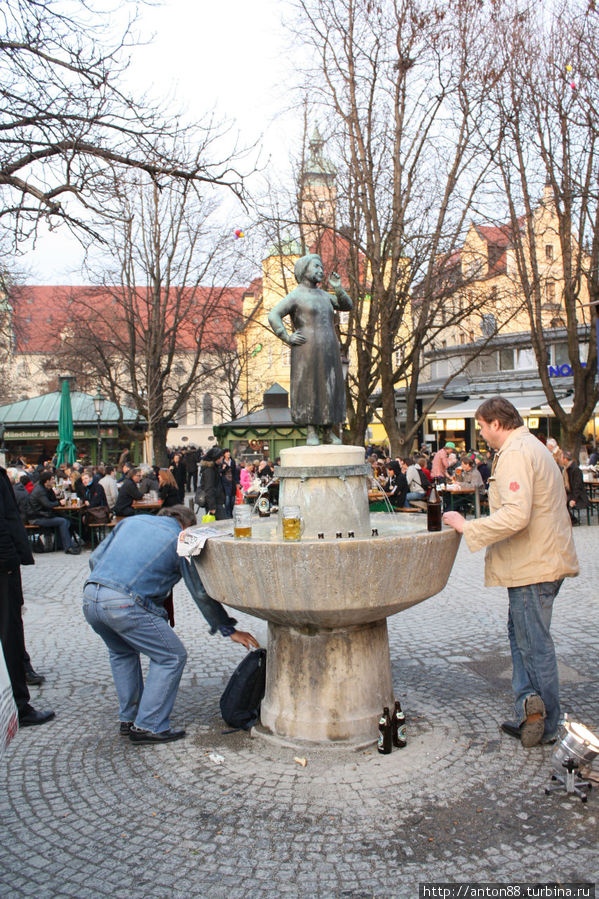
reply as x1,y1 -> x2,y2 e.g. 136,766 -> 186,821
463,426 -> 579,587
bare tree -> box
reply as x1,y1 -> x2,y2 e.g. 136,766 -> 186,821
285,0 -> 501,454
49,171 -> 243,464
488,0 -> 598,452
0,0 -> 249,249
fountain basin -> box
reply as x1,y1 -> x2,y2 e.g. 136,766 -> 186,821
194,517 -> 460,629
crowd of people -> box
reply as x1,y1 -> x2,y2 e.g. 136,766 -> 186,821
365,431 -> 596,523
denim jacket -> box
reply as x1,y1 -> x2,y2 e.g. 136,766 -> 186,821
85,514 -> 237,633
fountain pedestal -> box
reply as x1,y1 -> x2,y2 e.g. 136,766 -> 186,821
190,445 -> 460,747
261,619 -> 392,743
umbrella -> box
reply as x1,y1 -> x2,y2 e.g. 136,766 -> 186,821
55,379 -> 77,465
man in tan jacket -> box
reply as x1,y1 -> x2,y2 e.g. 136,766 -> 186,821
443,397 -> 578,748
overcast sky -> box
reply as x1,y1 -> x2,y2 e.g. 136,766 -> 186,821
19,0 -> 299,284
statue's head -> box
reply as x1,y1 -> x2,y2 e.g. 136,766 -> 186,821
294,253 -> 323,285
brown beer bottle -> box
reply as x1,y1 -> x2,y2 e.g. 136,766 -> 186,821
391,700 -> 407,748
377,706 -> 392,754
427,481 -> 442,532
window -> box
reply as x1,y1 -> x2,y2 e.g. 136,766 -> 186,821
394,348 -> 403,367
545,245 -> 553,260
338,311 -> 349,327
516,348 -> 536,370
281,347 -> 290,366
553,343 -> 569,367
545,280 -> 556,303
499,348 -> 515,371
202,393 -> 213,425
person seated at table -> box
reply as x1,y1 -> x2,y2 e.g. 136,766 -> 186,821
99,465 -> 119,511
80,469 -> 108,509
448,456 -> 484,516
27,471 -> 80,554
405,457 -> 428,509
13,474 -> 32,522
138,464 -> 159,497
476,452 -> 491,487
560,450 -> 589,525
158,468 -> 180,508
445,452 -> 460,479
386,460 -> 408,508
113,468 -> 143,518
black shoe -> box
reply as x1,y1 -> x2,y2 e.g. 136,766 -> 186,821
19,707 -> 56,727
25,667 -> 46,686
501,720 -> 522,740
129,726 -> 186,745
119,721 -> 134,736
65,545 -> 81,555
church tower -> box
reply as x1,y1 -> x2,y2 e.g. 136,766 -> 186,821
299,126 -> 337,252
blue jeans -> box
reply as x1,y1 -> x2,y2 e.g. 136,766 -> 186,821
32,516 -> 73,550
83,583 -> 187,733
405,492 -> 426,507
507,580 -> 563,740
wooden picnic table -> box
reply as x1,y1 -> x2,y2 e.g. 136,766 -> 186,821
439,485 -> 482,518
132,500 -> 163,514
55,501 -> 86,539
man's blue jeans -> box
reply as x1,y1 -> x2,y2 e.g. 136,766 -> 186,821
405,492 -> 426,507
83,583 -> 187,733
32,516 -> 72,550
507,579 -> 563,740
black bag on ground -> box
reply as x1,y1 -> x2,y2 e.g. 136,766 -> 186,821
194,487 -> 207,508
220,648 -> 267,730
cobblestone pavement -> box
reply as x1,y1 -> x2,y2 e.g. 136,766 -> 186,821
1,525 -> 598,898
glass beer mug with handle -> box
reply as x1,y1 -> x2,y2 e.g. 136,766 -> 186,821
281,505 -> 304,542
233,504 -> 252,539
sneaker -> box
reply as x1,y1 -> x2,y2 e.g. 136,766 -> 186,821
119,721 -> 134,736
520,694 -> 546,748
65,545 -> 81,555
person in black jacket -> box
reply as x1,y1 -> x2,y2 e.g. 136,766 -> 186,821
28,471 -> 79,554
113,469 -> 144,518
0,467 -> 55,727
561,450 -> 589,524
158,469 -> 180,508
199,447 -> 226,519
169,452 -> 187,503
13,475 -> 31,523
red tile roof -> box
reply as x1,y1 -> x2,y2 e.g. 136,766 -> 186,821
9,284 -> 247,354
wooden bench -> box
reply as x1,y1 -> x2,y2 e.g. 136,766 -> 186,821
25,523 -> 61,552
88,521 -> 117,548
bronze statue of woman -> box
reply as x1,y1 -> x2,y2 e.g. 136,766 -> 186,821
268,253 -> 352,446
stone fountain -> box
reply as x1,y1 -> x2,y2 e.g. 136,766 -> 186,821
189,443 -> 460,747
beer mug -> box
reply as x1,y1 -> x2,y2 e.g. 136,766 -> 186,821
282,505 -> 304,541
233,505 -> 252,539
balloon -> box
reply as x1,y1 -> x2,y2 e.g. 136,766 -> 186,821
566,64 -> 573,72
234,229 -> 245,239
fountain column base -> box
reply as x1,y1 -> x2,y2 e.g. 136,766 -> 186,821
259,618 -> 393,745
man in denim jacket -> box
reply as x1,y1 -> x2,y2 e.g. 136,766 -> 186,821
83,505 -> 258,744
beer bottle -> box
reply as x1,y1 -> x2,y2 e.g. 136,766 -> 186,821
391,700 -> 407,748
377,706 -> 392,754
427,481 -> 442,532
